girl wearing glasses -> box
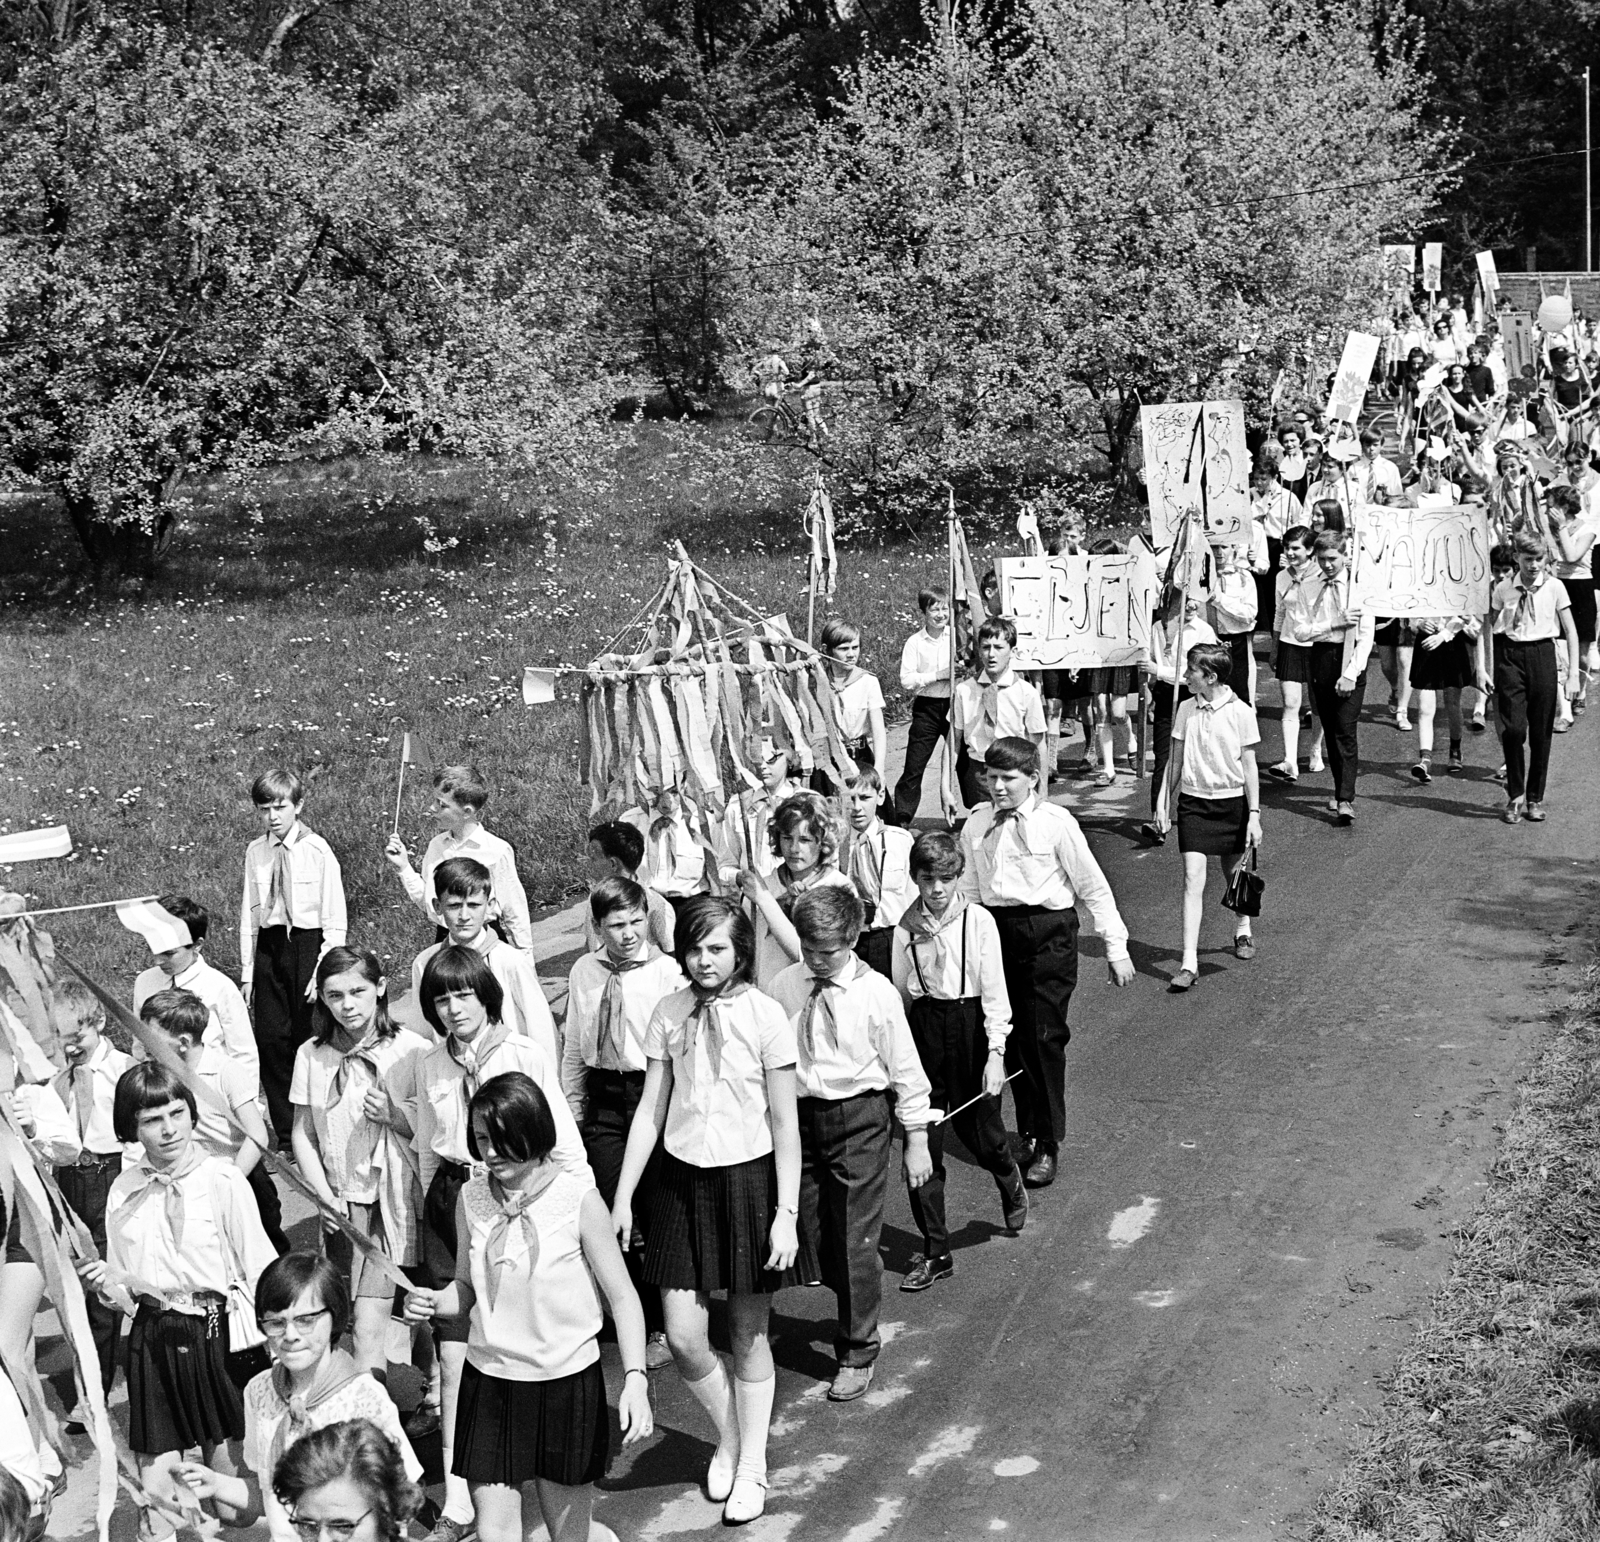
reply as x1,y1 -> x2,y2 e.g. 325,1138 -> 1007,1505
270,1418 -> 424,1542
176,1254 -> 422,1541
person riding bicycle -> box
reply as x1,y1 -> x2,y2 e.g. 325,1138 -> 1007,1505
755,349 -> 791,406
797,317 -> 834,448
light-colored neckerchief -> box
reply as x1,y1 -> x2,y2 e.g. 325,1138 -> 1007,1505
266,1348 -> 361,1470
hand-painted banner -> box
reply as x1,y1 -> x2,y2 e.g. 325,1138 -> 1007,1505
1381,243 -> 1416,279
1422,242 -> 1443,292
998,550 -> 1162,670
1139,400 -> 1249,549
1502,312 -> 1536,379
1475,249 -> 1499,295
1351,504 -> 1492,618
1325,331 -> 1381,425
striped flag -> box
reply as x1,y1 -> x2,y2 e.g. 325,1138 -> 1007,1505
0,826 -> 71,863
115,899 -> 191,953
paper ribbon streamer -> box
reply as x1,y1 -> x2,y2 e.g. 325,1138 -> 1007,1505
0,827 -> 73,863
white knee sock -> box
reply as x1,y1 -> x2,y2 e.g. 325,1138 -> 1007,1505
733,1372 -> 777,1481
684,1358 -> 739,1472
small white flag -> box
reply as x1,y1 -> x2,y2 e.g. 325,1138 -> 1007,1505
0,827 -> 72,863
116,899 -> 192,953
522,668 -> 557,705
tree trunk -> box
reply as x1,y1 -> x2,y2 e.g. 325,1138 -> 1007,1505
1102,392 -> 1146,512
64,494 -> 175,590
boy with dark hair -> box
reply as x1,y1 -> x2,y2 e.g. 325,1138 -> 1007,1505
409,857 -> 558,1066
960,737 -> 1134,1189
584,820 -> 675,954
384,761 -> 533,952
893,587 -> 954,823
892,831 -> 1026,1291
769,886 -> 932,1403
242,767 -> 347,1144
840,768 -> 914,979
132,892 -> 258,1093
950,617 -> 1045,809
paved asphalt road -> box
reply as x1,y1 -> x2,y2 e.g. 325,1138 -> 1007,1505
50,664 -> 1599,1541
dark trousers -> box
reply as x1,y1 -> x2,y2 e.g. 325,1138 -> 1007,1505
1149,682 -> 1188,813
904,998 -> 1018,1256
253,925 -> 323,1142
797,1091 -> 891,1368
1220,631 -> 1253,707
1496,638 -> 1559,802
990,906 -> 1078,1148
1307,641 -> 1364,802
246,1159 -> 290,1255
854,926 -> 894,980
580,1070 -> 664,1335
56,1155 -> 123,1396
893,696 -> 951,823
955,743 -> 988,810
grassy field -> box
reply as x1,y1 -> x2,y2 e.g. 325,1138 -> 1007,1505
0,421 -> 1009,994
1312,957 -> 1600,1541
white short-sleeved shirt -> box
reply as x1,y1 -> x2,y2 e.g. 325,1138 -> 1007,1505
831,671 -> 886,742
1493,575 -> 1571,640
1171,690 -> 1261,798
244,1369 -> 423,1542
643,986 -> 797,1168
290,1031 -> 426,1203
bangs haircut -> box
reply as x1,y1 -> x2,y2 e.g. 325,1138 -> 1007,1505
1186,641 -> 1233,683
984,736 -> 1041,775
909,829 -> 964,881
590,876 -> 648,925
466,1072 -> 557,1164
139,986 -> 209,1042
1281,524 -> 1313,551
843,766 -> 885,794
769,792 -> 842,861
251,768 -> 303,805
917,587 -> 949,613
1312,500 -> 1346,533
673,896 -> 756,984
434,857 -> 493,902
791,885 -> 864,948
1512,531 -> 1546,559
1312,531 -> 1346,557
587,820 -> 645,872
256,1251 -> 351,1338
434,764 -> 489,812
819,619 -> 862,653
113,1061 -> 197,1144
155,894 -> 209,943
975,616 -> 1017,648
419,945 -> 503,1034
311,946 -> 395,1047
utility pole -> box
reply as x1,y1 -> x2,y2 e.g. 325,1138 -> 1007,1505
1587,66 -> 1593,272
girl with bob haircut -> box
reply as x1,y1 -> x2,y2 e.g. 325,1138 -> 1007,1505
405,1073 -> 651,1542
612,896 -> 807,1526
80,1062 -> 276,1528
815,618 -> 888,792
419,945 -> 506,1036
740,792 -> 854,988
271,1418 -> 425,1542
290,947 -> 424,1383
176,1252 -> 423,1541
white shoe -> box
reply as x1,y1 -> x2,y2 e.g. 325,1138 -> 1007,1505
724,1472 -> 768,1525
707,1444 -> 738,1504
1308,754 -> 1325,773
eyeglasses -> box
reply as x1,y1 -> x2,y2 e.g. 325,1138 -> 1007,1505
260,1307 -> 331,1339
289,1510 -> 372,1542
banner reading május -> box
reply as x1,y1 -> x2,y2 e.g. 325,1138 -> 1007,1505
1351,504 -> 1492,618
997,550 -> 1162,671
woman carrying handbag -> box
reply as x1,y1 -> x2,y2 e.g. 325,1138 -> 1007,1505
1153,642 -> 1264,992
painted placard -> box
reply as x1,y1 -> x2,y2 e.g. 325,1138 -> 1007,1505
998,550 -> 1162,671
1421,242 -> 1443,292
1351,504 -> 1492,618
1325,330 -> 1382,425
1139,400 -> 1249,550
1475,249 -> 1499,296
1502,311 -> 1536,378
1381,244 -> 1415,296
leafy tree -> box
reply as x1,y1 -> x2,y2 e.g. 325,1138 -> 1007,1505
725,0 -> 1448,522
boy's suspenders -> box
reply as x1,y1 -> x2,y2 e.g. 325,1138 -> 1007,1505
909,910 -> 971,1003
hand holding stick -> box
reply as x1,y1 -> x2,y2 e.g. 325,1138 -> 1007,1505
933,1070 -> 1022,1125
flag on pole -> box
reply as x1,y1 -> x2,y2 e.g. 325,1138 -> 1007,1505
116,899 -> 191,953
806,476 -> 838,600
0,827 -> 72,863
522,669 -> 557,705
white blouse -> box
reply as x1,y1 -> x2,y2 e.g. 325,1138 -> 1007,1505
830,671 -> 886,742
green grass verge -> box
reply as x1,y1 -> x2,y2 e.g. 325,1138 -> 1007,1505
1312,961 -> 1600,1541
0,421 -> 1006,991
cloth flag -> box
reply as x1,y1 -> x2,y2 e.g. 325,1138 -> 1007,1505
116,899 -> 191,953
0,827 -> 72,863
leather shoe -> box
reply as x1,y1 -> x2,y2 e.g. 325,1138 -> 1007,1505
901,1253 -> 954,1291
1000,1167 -> 1029,1232
828,1363 -> 875,1401
1023,1148 -> 1057,1188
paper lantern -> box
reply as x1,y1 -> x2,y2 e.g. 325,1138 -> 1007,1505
1537,295 -> 1573,333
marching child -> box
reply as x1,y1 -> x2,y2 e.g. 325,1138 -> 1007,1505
132,894 -> 259,1094
241,768 -> 348,1145
399,945 -> 591,1540
739,792 -> 855,989
816,619 -> 888,791
1140,593 -> 1219,844
560,877 -> 688,1367
891,831 -> 1027,1292
892,587 -> 955,824
1208,544 -> 1260,706
1265,526 -> 1325,782
405,1073 -> 653,1542
960,738 -> 1134,1190
384,763 -> 533,952
53,980 -> 134,1412
612,897 -> 806,1526
80,1062 -> 277,1531
143,987 -> 286,1254
840,769 -> 915,978
291,948 -> 425,1385
410,857 -> 560,1066
624,786 -> 710,925
583,820 -> 676,955
769,887 -> 932,1401
950,618 -> 1046,809
718,738 -> 802,884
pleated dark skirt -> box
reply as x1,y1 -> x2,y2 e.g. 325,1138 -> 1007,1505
1275,642 -> 1313,684
643,1151 -> 815,1295
127,1300 -> 246,1455
453,1358 -> 609,1487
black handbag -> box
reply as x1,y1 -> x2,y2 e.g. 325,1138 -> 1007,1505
1221,846 -> 1264,917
